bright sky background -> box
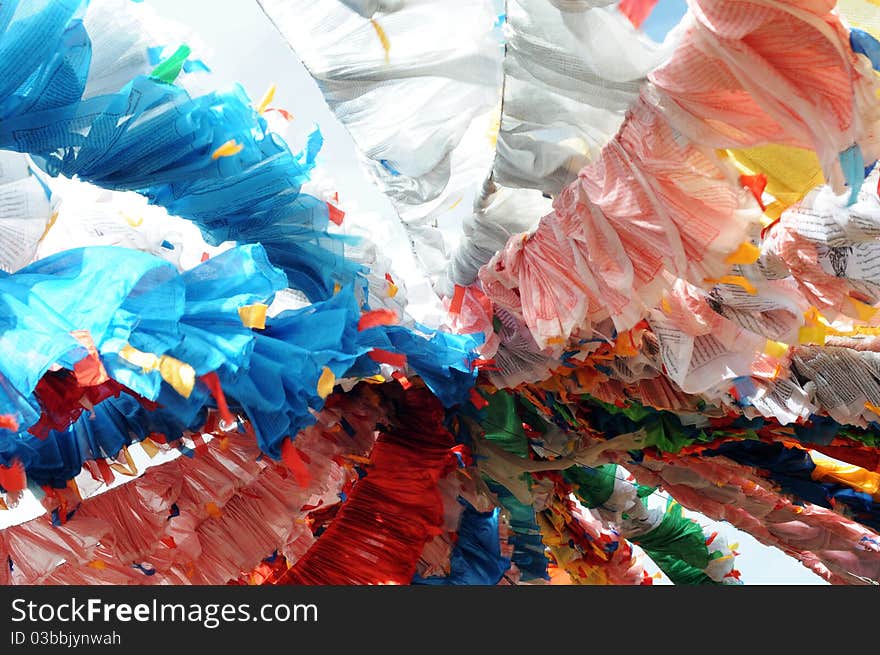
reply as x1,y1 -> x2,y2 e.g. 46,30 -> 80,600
142,0 -> 829,585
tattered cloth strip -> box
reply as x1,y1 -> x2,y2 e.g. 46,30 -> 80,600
258,0 -> 674,294
566,464 -> 740,584
496,302 -> 880,433
408,438 -> 521,585
269,386 -> 457,585
0,240 -> 480,493
0,151 -> 54,273
0,0 -> 363,299
258,0 -> 504,290
476,388 -> 740,582
481,0 -> 880,351
706,441 -> 880,532
625,453 -> 880,584
534,472 -> 645,585
0,388 -> 382,585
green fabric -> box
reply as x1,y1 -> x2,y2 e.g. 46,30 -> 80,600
643,415 -> 702,453
488,478 -> 542,536
634,502 -> 711,570
552,400 -> 576,427
517,398 -> 551,435
840,427 -> 880,448
619,401 -> 653,423
483,390 -> 529,458
484,477 -> 548,581
564,464 -> 618,508
648,552 -> 719,585
636,484 -> 656,499
579,393 -> 877,454
587,397 -> 652,423
150,44 -> 191,84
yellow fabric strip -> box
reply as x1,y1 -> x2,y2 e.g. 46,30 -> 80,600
727,145 -> 824,216
810,451 -> 880,499
317,366 -> 335,399
798,324 -> 826,345
108,446 -> 138,477
256,83 -> 276,115
848,297 -> 879,322
158,355 -> 195,398
763,340 -> 789,358
238,303 -> 268,329
119,344 -> 195,398
724,242 -> 761,265
211,139 -> 244,159
370,18 -> 391,63
140,438 -> 160,459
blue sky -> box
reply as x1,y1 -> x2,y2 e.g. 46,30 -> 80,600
643,0 -> 689,42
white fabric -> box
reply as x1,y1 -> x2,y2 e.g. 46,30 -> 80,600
82,0 -> 155,99
36,175 -> 229,271
0,152 -> 54,273
258,0 -> 681,296
443,182 -> 550,293
83,0 -> 213,99
259,0 -> 505,290
495,0 -> 676,195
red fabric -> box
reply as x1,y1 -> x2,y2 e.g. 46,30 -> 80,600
448,284 -> 466,316
83,458 -> 116,486
368,349 -> 407,368
200,371 -> 235,426
470,388 -> 489,410
280,438 -> 312,488
357,309 -> 398,331
190,432 -> 209,454
618,0 -> 659,29
271,387 -> 455,585
265,107 -> 293,121
229,555 -> 290,586
70,330 -> 109,387
29,371 -> 130,439
740,173 -> 768,210
0,460 -> 26,493
305,502 -> 343,535
391,371 -> 412,389
327,202 -> 345,226
3,388 -> 382,585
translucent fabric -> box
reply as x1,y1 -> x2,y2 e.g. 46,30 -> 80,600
481,0 -> 880,351
2,391 -> 382,584
0,0 -> 362,300
630,454 -> 880,584
258,0 -> 678,295
259,0 -> 505,290
272,387 -> 457,585
494,0 -> 677,195
0,152 -> 54,273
